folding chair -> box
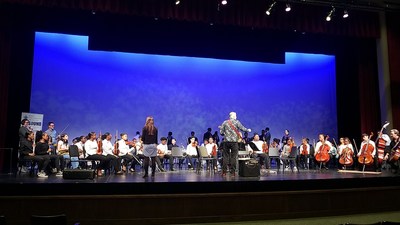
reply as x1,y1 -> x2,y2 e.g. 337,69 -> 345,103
197,146 -> 216,174
281,146 -> 299,173
172,147 -> 184,169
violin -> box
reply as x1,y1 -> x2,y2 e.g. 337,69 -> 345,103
315,135 -> 330,163
97,132 -> 103,155
262,142 -> 269,153
358,132 -> 374,165
211,144 -> 217,157
301,143 -> 308,155
112,131 -> 119,156
375,122 -> 390,164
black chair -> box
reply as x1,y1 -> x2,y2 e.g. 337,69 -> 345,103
31,214 -> 67,225
281,146 -> 299,173
68,145 -> 97,169
17,156 -> 37,176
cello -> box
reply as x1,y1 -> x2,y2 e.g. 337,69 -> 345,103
315,135 -> 330,164
375,121 -> 390,164
339,138 -> 353,167
358,132 -> 374,166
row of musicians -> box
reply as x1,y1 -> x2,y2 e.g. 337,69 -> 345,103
246,134 -> 376,168
20,130 -> 220,177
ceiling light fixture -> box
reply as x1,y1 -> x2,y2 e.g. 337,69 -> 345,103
265,1 -> 276,16
326,7 -> 335,21
343,10 -> 349,18
175,0 -> 180,5
221,0 -> 227,5
285,3 -> 291,12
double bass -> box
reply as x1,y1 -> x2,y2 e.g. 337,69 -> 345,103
113,130 -> 120,156
315,135 -> 330,163
358,132 -> 374,165
375,121 -> 390,164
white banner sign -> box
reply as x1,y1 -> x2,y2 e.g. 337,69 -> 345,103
21,112 -> 44,132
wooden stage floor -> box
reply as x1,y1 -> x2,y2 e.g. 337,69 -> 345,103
1,167 -> 399,196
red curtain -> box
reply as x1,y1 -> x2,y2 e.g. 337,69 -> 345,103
387,12 -> 400,129
0,11 -> 11,169
0,0 -> 380,38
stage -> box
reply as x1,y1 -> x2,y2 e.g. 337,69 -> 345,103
0,168 -> 399,225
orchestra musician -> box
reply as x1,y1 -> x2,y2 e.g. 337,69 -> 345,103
156,137 -> 171,172
248,134 -> 268,169
35,131 -> 63,176
57,134 -> 77,169
385,129 -> 400,174
338,137 -> 354,169
281,138 -> 296,170
45,122 -> 58,154
357,133 -> 376,170
84,132 -> 112,177
205,137 -> 218,171
101,132 -> 123,175
376,130 -> 391,171
19,119 -> 33,145
299,138 -> 311,170
19,131 -> 49,178
314,134 -> 332,170
185,137 -> 198,170
117,133 -> 135,172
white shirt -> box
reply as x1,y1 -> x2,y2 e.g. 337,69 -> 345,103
84,139 -> 98,156
157,143 -> 170,155
118,139 -> 132,156
205,143 -> 217,155
299,144 -> 311,155
57,140 -> 69,155
338,144 -> 354,155
102,139 -> 114,156
314,141 -> 333,156
358,140 -> 376,156
250,140 -> 264,154
74,142 -> 85,158
186,144 -> 197,156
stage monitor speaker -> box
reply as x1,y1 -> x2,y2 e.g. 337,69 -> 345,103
63,169 -> 95,180
239,159 -> 260,177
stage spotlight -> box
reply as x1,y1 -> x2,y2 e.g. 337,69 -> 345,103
326,7 -> 335,21
221,0 -> 227,5
175,0 -> 180,5
265,1 -> 276,16
285,3 -> 291,12
343,10 -> 349,18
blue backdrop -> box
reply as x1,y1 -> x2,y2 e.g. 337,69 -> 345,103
31,32 -> 337,146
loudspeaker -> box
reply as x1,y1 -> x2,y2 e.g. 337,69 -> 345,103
63,169 -> 95,179
239,159 -> 260,177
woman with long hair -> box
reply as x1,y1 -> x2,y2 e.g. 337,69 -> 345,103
141,116 -> 158,178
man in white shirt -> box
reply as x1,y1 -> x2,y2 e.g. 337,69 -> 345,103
118,133 -> 135,172
157,137 -> 172,171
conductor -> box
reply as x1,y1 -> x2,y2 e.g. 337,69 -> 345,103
219,112 -> 251,176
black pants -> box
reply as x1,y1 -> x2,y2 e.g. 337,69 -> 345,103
86,154 -> 109,170
24,155 -> 49,172
222,142 -> 238,173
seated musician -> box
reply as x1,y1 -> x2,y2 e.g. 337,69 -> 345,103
35,131 -> 63,176
314,134 -> 332,170
57,133 -> 78,169
101,132 -> 123,175
117,133 -> 135,172
299,138 -> 311,170
185,137 -> 198,170
84,132 -> 112,176
19,131 -> 49,178
281,138 -> 296,170
74,135 -> 87,159
338,137 -> 354,169
157,137 -> 172,171
357,133 -> 376,170
205,137 -> 218,171
249,134 -> 268,169
384,129 -> 400,173
168,138 -> 185,169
